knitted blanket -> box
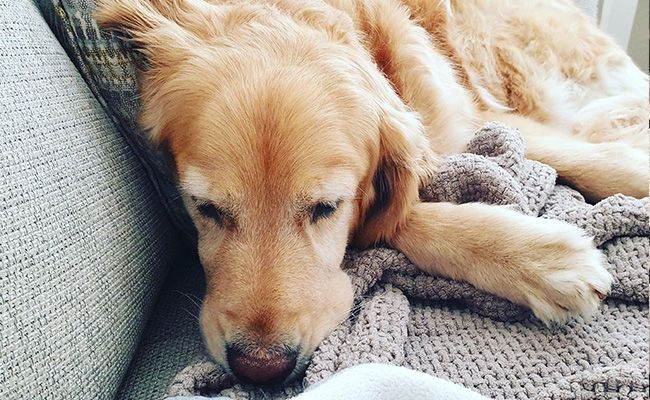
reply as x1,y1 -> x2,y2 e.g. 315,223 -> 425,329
167,123 -> 649,400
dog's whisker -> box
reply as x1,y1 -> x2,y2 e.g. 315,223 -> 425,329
180,306 -> 201,323
174,290 -> 203,310
186,292 -> 204,303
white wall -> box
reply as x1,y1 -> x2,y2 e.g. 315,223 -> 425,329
599,0 -> 649,72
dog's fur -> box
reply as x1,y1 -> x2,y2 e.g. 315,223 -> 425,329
96,0 -> 648,384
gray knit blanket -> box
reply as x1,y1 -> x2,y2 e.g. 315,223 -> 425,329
167,123 -> 649,400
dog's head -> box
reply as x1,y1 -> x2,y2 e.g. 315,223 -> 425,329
97,0 -> 436,385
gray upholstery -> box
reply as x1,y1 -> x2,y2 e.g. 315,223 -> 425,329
0,0 -> 182,398
116,255 -> 205,400
36,0 -> 197,241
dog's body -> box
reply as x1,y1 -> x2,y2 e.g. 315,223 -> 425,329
97,0 -> 648,386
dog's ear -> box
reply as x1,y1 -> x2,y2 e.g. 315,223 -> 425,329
95,0 -> 206,68
95,0 -> 234,146
94,0 -> 204,146
353,104 -> 438,248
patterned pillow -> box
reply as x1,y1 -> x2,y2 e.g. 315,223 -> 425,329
35,0 -> 197,241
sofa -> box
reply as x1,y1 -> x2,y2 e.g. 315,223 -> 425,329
1,1 -> 208,398
2,1 -> 644,400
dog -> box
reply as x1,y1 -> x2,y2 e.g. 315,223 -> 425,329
96,0 -> 648,386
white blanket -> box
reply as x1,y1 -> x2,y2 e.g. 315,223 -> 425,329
168,363 -> 490,400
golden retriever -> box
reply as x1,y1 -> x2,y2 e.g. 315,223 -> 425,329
96,0 -> 648,385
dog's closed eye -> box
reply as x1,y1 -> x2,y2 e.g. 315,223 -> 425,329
311,200 -> 342,224
195,200 -> 230,228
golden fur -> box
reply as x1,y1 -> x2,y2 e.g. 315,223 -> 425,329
96,0 -> 648,384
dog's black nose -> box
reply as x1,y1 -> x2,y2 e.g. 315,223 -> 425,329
226,345 -> 297,385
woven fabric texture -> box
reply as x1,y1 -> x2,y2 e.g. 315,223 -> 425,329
167,123 -> 649,400
115,254 -> 206,400
0,1 -> 181,398
35,0 -> 196,241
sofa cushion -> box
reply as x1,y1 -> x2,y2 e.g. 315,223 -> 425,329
36,0 -> 196,241
115,254 -> 206,400
0,0 -> 183,398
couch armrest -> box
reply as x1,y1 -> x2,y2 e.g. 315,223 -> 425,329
0,1 -> 184,398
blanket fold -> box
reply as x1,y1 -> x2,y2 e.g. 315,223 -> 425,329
166,123 -> 649,400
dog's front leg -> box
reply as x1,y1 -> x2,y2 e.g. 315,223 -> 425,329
390,202 -> 612,323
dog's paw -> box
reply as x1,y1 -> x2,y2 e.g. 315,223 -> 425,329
518,221 -> 612,324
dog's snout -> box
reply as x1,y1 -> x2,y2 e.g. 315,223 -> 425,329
226,344 -> 297,385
